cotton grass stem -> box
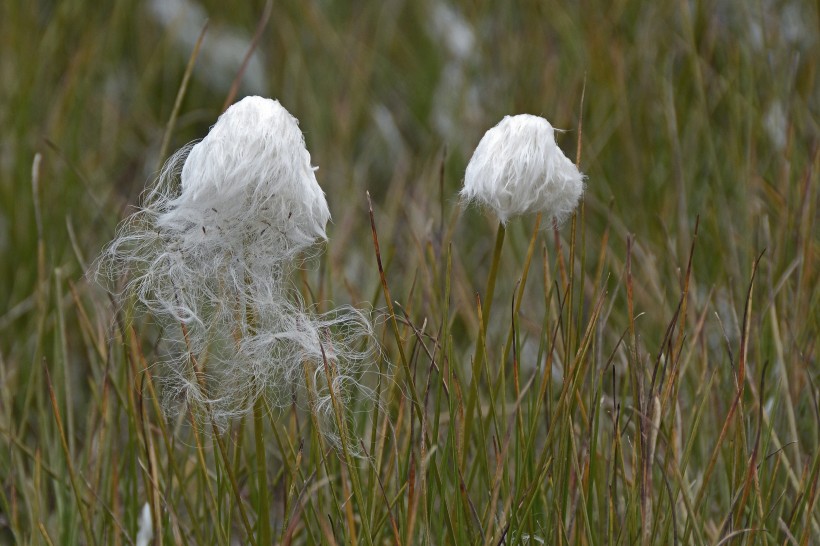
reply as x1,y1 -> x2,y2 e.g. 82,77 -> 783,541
500,213 -> 542,366
253,397 -> 271,546
462,221 -> 505,464
481,222 -> 506,335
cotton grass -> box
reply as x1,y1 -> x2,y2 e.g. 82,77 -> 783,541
462,114 -> 584,224
97,96 -> 377,428
460,113 -> 585,376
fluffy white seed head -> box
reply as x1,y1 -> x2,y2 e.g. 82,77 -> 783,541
95,97 -> 379,431
100,97 -> 331,325
163,95 -> 330,252
461,114 -> 584,224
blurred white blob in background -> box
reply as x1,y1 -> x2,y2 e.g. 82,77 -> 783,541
763,100 -> 788,152
427,1 -> 482,147
135,503 -> 153,546
148,0 -> 268,95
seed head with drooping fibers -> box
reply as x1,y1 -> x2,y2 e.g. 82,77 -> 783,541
461,113 -> 584,224
96,96 -> 378,428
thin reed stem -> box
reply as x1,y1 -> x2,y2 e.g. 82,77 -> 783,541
254,397 -> 271,546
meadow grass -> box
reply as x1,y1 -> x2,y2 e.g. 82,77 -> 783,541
1,1 -> 818,544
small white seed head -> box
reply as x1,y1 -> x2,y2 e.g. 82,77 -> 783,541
461,114 -> 584,224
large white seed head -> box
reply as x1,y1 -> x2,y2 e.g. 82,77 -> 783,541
163,95 -> 330,251
461,114 -> 584,224
95,97 -> 379,430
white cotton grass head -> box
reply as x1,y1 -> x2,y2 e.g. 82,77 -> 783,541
95,96 -> 380,433
164,95 -> 330,254
461,114 -> 584,225
99,96 -> 330,323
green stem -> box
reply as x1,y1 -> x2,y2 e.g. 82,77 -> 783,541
254,397 -> 270,546
462,221 -> 506,466
482,222 -> 506,328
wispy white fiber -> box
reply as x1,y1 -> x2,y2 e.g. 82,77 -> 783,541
96,97 -> 377,428
461,114 -> 584,225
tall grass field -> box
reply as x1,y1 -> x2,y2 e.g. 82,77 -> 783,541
1,1 -> 818,544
